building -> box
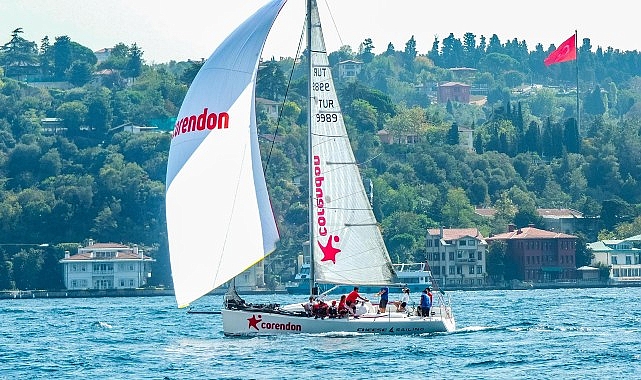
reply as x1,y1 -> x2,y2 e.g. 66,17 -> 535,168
108,122 -> 159,134
376,129 -> 420,145
59,240 -> 154,290
94,48 -> 113,64
474,208 -> 600,240
487,224 -> 578,282
225,261 -> 266,292
337,60 -> 362,81
256,97 -> 281,121
437,82 -> 471,104
458,126 -> 474,152
588,235 -> 641,284
537,208 -> 600,239
425,228 -> 488,287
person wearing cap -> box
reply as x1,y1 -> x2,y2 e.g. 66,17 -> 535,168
419,288 -> 432,317
394,288 -> 410,312
376,286 -> 389,313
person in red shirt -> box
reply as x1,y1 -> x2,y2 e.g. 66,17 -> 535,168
337,294 -> 350,318
345,286 -> 368,314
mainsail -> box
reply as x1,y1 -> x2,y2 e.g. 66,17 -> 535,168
166,0 -> 285,307
307,0 -> 394,286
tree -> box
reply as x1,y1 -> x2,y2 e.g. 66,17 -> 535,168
441,188 -> 475,227
446,122 -> 459,145
257,58 -> 286,100
486,240 -> 506,282
56,101 -> 88,135
11,248 -> 43,289
52,36 -> 73,80
403,35 -> 417,69
67,61 -> 93,86
359,38 -> 375,63
0,28 -> 38,78
126,43 -> 143,79
85,87 -> 113,134
574,234 -> 593,267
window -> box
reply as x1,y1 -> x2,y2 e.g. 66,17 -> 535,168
427,239 -> 433,247
449,252 -> 454,261
612,256 -> 618,265
468,240 -> 476,246
469,266 -> 474,274
468,252 -> 475,260
442,253 -> 446,261
626,256 -> 632,265
477,252 -> 483,261
449,266 -> 456,275
456,266 -> 462,275
459,240 -> 467,246
477,265 -> 483,274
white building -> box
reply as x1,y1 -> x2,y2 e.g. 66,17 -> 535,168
337,60 -> 362,81
425,228 -> 488,287
59,240 -> 154,290
588,235 -> 641,283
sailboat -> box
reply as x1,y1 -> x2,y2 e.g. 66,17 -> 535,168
165,0 -> 456,335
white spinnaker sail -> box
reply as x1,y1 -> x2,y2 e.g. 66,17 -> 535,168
166,0 -> 285,308
308,0 -> 394,285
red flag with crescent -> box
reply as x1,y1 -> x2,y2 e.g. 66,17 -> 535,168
544,34 -> 577,66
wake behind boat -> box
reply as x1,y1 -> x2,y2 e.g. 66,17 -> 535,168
165,0 -> 456,335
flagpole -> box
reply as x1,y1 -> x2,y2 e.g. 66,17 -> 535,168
575,30 -> 580,135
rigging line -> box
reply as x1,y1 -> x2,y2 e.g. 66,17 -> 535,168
263,20 -> 306,174
322,0 -> 343,47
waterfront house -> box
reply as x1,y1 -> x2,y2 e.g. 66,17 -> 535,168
487,224 -> 578,282
426,227 -> 488,287
588,235 -> 641,284
59,240 -> 154,290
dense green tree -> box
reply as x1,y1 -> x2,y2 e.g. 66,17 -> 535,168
67,61 -> 93,86
0,28 -> 38,77
257,58 -> 286,100
359,38 -> 375,63
441,188 -> 475,227
11,248 -> 43,289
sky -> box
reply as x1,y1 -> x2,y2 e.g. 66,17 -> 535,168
0,0 -> 636,64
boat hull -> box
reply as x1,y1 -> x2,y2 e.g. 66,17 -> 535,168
221,307 -> 455,336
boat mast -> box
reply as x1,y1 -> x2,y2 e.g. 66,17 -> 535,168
306,0 -> 316,296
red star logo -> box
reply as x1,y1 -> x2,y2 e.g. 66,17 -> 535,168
318,235 -> 341,264
247,314 -> 261,330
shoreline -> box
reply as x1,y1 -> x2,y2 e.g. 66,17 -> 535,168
2,281 -> 640,300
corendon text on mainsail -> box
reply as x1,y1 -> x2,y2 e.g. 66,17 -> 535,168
172,108 -> 229,138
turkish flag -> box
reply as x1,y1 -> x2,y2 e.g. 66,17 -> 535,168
544,34 -> 577,66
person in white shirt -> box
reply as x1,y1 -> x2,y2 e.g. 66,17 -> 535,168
394,288 -> 411,312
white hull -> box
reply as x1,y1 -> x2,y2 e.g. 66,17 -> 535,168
222,303 -> 455,336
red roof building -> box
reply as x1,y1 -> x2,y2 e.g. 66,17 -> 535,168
487,225 -> 578,282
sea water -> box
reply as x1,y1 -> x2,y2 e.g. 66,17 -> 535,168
1,287 -> 640,379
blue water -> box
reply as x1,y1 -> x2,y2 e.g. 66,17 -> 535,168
2,287 -> 640,379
